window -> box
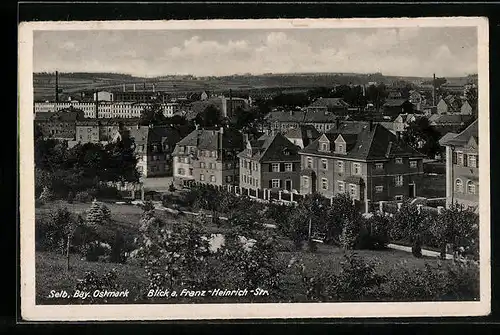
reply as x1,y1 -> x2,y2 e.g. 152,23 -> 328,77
321,178 -> 328,190
209,163 -> 215,169
337,181 -> 345,193
409,160 -> 417,169
455,178 -> 463,193
177,168 -> 185,175
285,163 -> 293,172
210,175 -> 216,183
226,175 -> 232,183
395,195 -> 403,201
272,179 -> 280,188
336,143 -> 345,154
179,146 -> 185,153
320,142 -> 329,152
200,174 -> 205,181
375,163 -> 384,170
352,163 -> 361,175
336,161 -> 344,173
243,175 -> 247,183
184,157 -> 189,164
272,163 -> 280,172
306,157 -> 313,169
395,175 -> 404,187
467,180 -> 476,194
457,153 -> 464,166
395,157 -> 403,164
469,155 -> 477,168
303,176 -> 309,188
375,185 -> 384,193
200,162 -> 206,168
349,184 -> 357,197
212,151 -> 217,158
321,159 -> 328,170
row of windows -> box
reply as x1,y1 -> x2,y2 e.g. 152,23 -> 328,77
303,176 -> 358,196
200,174 -> 216,183
271,163 -> 293,172
452,153 -> 479,168
301,175 -> 405,190
243,175 -> 258,187
305,157 -> 418,172
177,168 -> 193,176
242,159 -> 259,171
455,179 -> 477,195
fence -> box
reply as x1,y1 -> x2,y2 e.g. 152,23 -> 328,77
376,200 -> 443,216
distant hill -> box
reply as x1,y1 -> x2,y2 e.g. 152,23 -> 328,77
33,71 -> 476,102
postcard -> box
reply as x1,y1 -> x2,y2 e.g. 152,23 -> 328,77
19,17 -> 490,320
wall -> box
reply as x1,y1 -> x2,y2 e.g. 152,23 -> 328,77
260,161 -> 301,192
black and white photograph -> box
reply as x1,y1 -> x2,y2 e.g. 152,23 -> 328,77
19,18 -> 490,320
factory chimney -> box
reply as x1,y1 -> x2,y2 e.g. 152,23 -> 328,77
55,71 -> 59,102
95,89 -> 99,119
123,84 -> 126,92
152,83 -> 155,93
133,84 -> 136,92
143,82 -> 146,92
229,89 -> 233,118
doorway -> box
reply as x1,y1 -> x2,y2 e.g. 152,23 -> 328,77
409,183 -> 416,198
285,179 -> 292,191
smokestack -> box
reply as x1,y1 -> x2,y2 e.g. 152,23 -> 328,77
432,73 -> 436,106
123,84 -> 126,92
152,83 -> 155,93
133,84 -> 136,92
229,89 -> 233,117
55,71 -> 59,102
95,90 -> 99,119
144,82 -> 146,91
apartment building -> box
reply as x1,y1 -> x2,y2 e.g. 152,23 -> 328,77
238,131 -> 301,193
440,119 -> 479,209
34,109 -> 83,140
129,125 -> 182,178
299,121 -> 425,212
172,127 -> 244,187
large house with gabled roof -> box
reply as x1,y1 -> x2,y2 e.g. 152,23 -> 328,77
238,131 -> 301,193
299,120 -> 426,212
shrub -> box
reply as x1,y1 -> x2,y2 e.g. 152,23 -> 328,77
85,201 -> 112,228
307,239 -> 318,253
357,214 -> 390,250
35,207 -> 73,253
75,191 -> 92,203
168,182 -> 176,192
81,240 -> 112,262
339,218 -> 360,250
110,231 -> 127,263
75,269 -> 120,303
95,185 -> 122,200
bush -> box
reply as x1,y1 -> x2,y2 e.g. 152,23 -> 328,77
67,191 -> 75,204
168,182 -> 176,192
95,185 -> 122,200
85,201 -> 112,228
357,214 -> 390,250
75,191 -> 92,203
75,269 -> 120,303
81,240 -> 112,262
307,239 -> 318,253
339,218 -> 360,250
385,260 -> 479,301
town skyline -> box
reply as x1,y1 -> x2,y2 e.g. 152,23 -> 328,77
33,27 -> 478,78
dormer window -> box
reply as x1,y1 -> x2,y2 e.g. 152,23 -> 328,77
334,135 -> 346,154
319,142 -> 329,152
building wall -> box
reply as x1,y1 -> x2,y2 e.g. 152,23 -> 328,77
446,146 -> 479,208
260,162 -> 301,192
437,100 -> 449,115
36,121 -> 76,140
173,156 -> 194,184
76,125 -> 100,143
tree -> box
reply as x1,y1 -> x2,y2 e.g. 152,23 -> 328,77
139,103 -> 167,126
402,117 -> 442,158
86,201 -> 111,228
195,105 -> 222,128
39,186 -> 55,202
390,201 -> 430,257
430,203 -> 479,260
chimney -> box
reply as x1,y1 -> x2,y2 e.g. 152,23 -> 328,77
432,73 -> 436,106
144,82 -> 146,92
152,83 -> 155,93
133,84 -> 136,92
336,118 -> 340,129
55,71 -> 59,102
95,90 -> 99,119
123,84 -> 126,92
229,89 -> 233,117
289,110 -> 293,116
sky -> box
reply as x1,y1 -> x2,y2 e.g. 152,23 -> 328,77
33,27 -> 478,77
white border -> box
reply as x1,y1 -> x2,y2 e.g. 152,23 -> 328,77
19,17 -> 491,321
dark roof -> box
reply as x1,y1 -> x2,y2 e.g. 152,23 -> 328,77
383,99 -> 411,107
268,110 -> 340,124
430,114 -> 473,125
238,132 -> 300,162
300,122 -> 425,160
174,127 -> 243,154
282,125 -> 321,145
440,119 -> 478,146
308,98 -> 350,109
35,109 -> 83,122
